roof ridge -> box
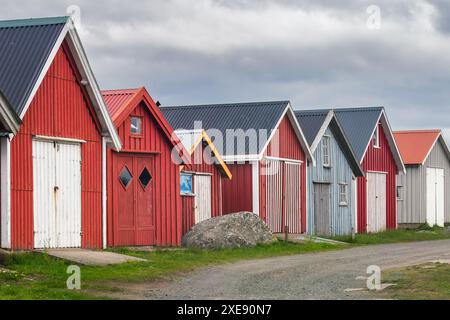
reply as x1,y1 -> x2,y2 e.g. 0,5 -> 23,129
394,129 -> 441,134
101,88 -> 141,95
162,100 -> 290,110
0,16 -> 69,28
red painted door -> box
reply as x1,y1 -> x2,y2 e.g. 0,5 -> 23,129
114,154 -> 155,246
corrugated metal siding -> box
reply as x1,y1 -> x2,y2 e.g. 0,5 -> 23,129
358,122 -> 398,233
181,196 -> 195,235
308,127 -> 356,236
398,139 -> 450,224
262,115 -> 307,232
107,100 -> 183,246
222,163 -> 253,214
10,44 -> 103,249
0,19 -> 66,115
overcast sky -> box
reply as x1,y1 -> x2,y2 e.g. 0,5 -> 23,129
2,0 -> 450,138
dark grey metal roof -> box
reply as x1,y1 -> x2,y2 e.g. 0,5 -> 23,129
334,107 -> 383,161
0,16 -> 68,116
294,109 -> 329,146
295,109 -> 364,177
161,101 -> 289,156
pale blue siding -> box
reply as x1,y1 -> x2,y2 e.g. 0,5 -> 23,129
308,127 -> 356,236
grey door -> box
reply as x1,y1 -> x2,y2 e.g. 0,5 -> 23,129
314,183 -> 331,236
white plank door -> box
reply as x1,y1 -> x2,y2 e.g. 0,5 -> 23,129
55,143 -> 82,248
194,175 -> 212,223
427,168 -> 445,227
33,140 -> 81,249
33,140 -> 57,249
367,172 -> 387,233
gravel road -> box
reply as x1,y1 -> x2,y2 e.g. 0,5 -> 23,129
144,240 -> 450,300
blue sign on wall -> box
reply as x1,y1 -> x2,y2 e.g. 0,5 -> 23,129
180,173 -> 194,195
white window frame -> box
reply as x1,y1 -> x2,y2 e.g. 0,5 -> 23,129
322,135 -> 331,167
373,125 -> 380,148
396,185 -> 403,200
339,183 -> 348,206
130,116 -> 143,136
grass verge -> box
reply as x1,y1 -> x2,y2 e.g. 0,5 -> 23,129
375,263 -> 450,300
330,226 -> 450,245
0,241 -> 343,300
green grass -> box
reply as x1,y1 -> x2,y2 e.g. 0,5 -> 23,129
330,226 -> 450,245
375,263 -> 450,300
0,241 -> 342,300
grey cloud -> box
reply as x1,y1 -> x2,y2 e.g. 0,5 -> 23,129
1,0 -> 450,140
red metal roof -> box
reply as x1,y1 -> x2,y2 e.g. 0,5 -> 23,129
393,130 -> 441,165
101,88 -> 140,121
101,87 -> 190,164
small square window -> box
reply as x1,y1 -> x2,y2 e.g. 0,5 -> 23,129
180,173 -> 194,195
131,116 -> 142,135
339,184 -> 348,206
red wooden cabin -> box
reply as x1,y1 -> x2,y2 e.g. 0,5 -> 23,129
175,129 -> 232,235
102,87 -> 189,246
161,102 -> 314,234
335,108 -> 406,233
0,17 -> 121,250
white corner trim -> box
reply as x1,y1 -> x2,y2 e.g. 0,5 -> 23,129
353,177 -> 358,234
0,94 -> 20,134
421,134 -> 442,166
310,110 -> 334,154
1,137 -> 11,248
252,161 -> 260,215
379,111 -> 406,174
19,23 -> 70,119
66,27 -> 122,151
102,137 -> 107,249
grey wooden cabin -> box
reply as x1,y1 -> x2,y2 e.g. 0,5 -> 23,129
296,110 -> 364,236
395,130 -> 450,227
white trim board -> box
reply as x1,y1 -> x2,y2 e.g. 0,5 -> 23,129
359,110 -> 406,174
252,161 -> 260,215
15,17 -> 121,151
0,137 -> 11,248
310,110 -> 334,154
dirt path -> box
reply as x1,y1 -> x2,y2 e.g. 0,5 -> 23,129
124,240 -> 450,300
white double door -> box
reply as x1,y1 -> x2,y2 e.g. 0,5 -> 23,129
33,140 -> 82,249
426,168 -> 445,227
367,172 -> 387,233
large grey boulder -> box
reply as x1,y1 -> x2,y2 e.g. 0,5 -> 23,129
182,212 -> 274,249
